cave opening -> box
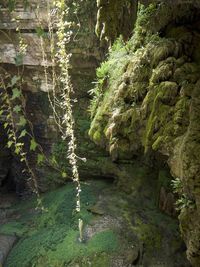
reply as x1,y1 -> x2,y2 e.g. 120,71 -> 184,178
0,170 -> 16,195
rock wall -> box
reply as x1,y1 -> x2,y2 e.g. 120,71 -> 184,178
0,0 -> 111,192
96,0 -> 138,43
89,2 -> 200,266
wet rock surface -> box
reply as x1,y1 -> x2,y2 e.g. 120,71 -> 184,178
0,235 -> 17,266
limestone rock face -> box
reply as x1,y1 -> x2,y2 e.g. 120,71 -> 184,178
0,0 -> 107,192
89,2 -> 200,265
96,0 -> 138,43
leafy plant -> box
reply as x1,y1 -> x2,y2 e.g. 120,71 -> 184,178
175,194 -> 195,211
89,36 -> 130,117
171,178 -> 195,211
171,177 -> 183,194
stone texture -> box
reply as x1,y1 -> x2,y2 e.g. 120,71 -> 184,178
96,0 -> 138,43
0,0 -> 108,192
159,187 -> 176,217
89,2 -> 200,265
0,235 -> 17,266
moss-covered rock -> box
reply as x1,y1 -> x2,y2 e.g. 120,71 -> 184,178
89,2 -> 200,265
96,0 -> 138,44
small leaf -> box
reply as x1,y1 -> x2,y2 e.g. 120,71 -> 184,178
30,139 -> 37,151
36,26 -> 46,38
15,147 -> 21,155
13,105 -> 21,113
11,88 -> 21,100
51,156 -> 57,165
14,53 -> 24,66
17,116 -> 27,127
4,122 -> 9,129
19,129 -> 27,139
6,114 -> 11,119
37,153 -> 45,164
11,75 -> 20,86
62,172 -> 67,178
7,141 -> 13,148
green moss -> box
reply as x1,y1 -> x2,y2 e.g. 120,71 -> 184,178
93,130 -> 103,144
89,37 -> 131,118
51,140 -> 68,173
4,182 -> 118,267
96,0 -> 137,43
135,219 -> 162,251
0,221 -> 28,236
75,253 -> 111,267
173,97 -> 189,125
42,229 -> 118,266
157,169 -> 172,197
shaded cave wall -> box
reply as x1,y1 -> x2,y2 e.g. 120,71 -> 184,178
0,0 -> 112,192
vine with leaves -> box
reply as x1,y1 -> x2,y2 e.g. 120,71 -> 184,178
0,13 -> 47,208
0,0 -> 85,240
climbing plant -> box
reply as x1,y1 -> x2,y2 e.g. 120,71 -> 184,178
0,13 -> 48,208
0,0 -> 85,240
0,70 -> 45,208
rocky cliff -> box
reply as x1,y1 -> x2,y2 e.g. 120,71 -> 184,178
0,0 -> 111,193
89,2 -> 200,266
0,0 -> 199,266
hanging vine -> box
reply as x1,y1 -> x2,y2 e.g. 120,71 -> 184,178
0,6 -> 47,210
53,0 -> 85,241
0,0 -> 85,239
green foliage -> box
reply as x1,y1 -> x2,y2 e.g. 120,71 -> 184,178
171,178 -> 195,211
7,0 -> 30,12
0,221 -> 28,236
37,153 -> 45,165
89,36 -> 130,117
19,129 -> 27,139
175,194 -> 195,211
14,53 -> 24,66
13,105 -> 21,113
171,177 -> 183,194
96,61 -> 110,80
0,69 -> 47,205
36,26 -> 47,38
51,140 -> 68,171
11,75 -> 20,86
137,3 -> 158,27
135,219 -> 162,251
11,88 -> 21,100
17,116 -> 27,127
30,138 -> 38,151
8,0 -> 16,12
44,229 -> 117,266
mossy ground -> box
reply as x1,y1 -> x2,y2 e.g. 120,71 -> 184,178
0,166 -> 190,267
0,181 -> 118,267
